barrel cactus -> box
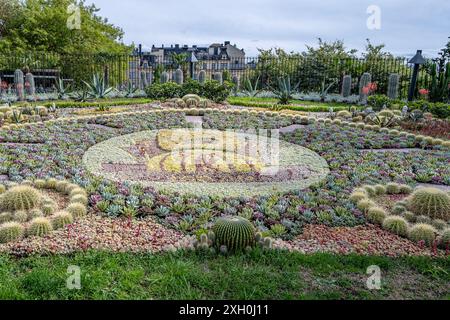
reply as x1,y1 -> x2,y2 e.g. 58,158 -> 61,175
439,228 -> 450,249
174,68 -> 184,85
0,212 -> 13,224
198,70 -> 206,84
387,73 -> 399,100
14,69 -> 24,101
67,203 -> 87,218
408,223 -> 436,246
213,216 -> 255,252
408,188 -> 450,220
342,75 -> 352,97
52,211 -> 73,229
382,216 -> 408,236
0,185 -> 41,211
28,217 -> 53,237
0,222 -> 24,243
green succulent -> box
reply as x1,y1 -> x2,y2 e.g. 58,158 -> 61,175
213,216 -> 255,252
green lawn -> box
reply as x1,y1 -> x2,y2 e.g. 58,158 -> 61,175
227,96 -> 356,111
0,250 -> 448,300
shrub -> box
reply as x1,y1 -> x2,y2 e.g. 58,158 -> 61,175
213,216 -> 255,252
408,224 -> 436,246
0,186 -> 41,211
52,211 -> 73,229
382,216 -> 408,236
146,82 -> 182,100
180,79 -> 202,96
28,217 -> 53,237
408,187 -> 450,220
367,95 -> 392,111
67,203 -> 87,218
201,80 -> 233,103
0,222 -> 24,243
367,207 -> 387,225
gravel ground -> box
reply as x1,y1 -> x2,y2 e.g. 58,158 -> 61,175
1,214 -> 445,258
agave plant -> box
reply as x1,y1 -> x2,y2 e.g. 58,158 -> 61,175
70,89 -> 90,102
320,78 -> 338,102
366,113 -> 398,128
125,82 -> 139,98
269,76 -> 300,105
83,74 -> 114,99
54,78 -> 71,99
242,76 -> 260,97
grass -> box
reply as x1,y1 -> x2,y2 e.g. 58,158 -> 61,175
12,98 -> 154,109
0,250 -> 448,300
227,96 -> 358,112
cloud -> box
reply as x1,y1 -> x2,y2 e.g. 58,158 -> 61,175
87,0 -> 450,57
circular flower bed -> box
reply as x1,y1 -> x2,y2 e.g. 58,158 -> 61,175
83,129 -> 330,197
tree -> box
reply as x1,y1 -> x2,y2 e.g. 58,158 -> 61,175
0,0 -> 130,55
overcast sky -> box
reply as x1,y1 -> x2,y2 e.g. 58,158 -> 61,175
86,0 -> 450,58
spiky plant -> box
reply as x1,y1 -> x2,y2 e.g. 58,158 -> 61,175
374,185 -> 387,195
341,75 -> 352,97
416,215 -> 432,224
382,216 -> 408,236
0,212 -> 13,224
52,211 -> 73,229
13,210 -> 28,223
0,222 -> 24,243
28,209 -> 43,219
27,217 -> 53,237
67,203 -> 87,219
387,73 -> 399,100
408,188 -> 450,220
54,78 -> 71,99
431,219 -> 447,231
0,185 -> 41,211
70,194 -> 88,206
55,181 -> 69,193
174,69 -> 184,85
198,70 -> 206,84
14,69 -> 24,101
386,183 -> 401,194
83,74 -> 114,99
0,184 -> 5,194
439,228 -> 450,249
213,216 -> 255,252
408,223 -> 436,246
45,178 -> 58,189
268,76 -> 300,105
403,211 -> 416,223
242,76 -> 260,97
356,199 -> 376,212
42,204 -> 56,216
367,207 -> 387,225
214,72 -> 223,85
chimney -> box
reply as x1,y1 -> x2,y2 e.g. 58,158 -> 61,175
175,44 -> 179,49
224,41 -> 230,45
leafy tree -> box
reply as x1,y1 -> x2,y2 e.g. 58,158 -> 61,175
0,0 -> 130,55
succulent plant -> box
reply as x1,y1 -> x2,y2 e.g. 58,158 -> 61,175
27,217 -> 53,237
28,208 -> 44,219
341,75 -> 352,97
387,73 -> 399,100
373,184 -> 387,195
33,179 -> 46,189
0,184 -> 5,194
415,215 -> 432,224
55,181 -> 69,193
174,68 -> 184,85
198,70 -> 206,84
431,219 -> 447,231
45,178 -> 58,189
438,228 -> 450,249
14,69 -> 24,101
160,71 -> 169,84
356,199 -> 376,212
408,188 -> 450,220
67,203 -> 87,219
52,211 -> 73,229
359,72 -> 371,101
213,216 -> 255,252
0,185 -> 41,211
367,207 -> 387,225
0,222 -> 24,243
350,191 -> 367,203
382,216 -> 408,236
403,211 -> 416,223
408,223 -> 436,246
214,72 -> 223,84
0,212 -> 13,224
70,194 -> 88,205
13,210 -> 28,223
25,72 -> 36,96
385,183 -> 401,194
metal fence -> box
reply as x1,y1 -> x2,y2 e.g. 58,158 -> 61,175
0,52 -> 444,100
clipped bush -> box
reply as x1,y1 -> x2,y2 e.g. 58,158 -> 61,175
408,188 -> 450,220
367,207 -> 387,225
0,186 -> 41,211
408,223 -> 436,246
67,203 -> 87,218
0,222 -> 24,243
213,216 -> 255,252
27,217 -> 53,237
382,216 -> 408,236
52,211 -> 73,229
